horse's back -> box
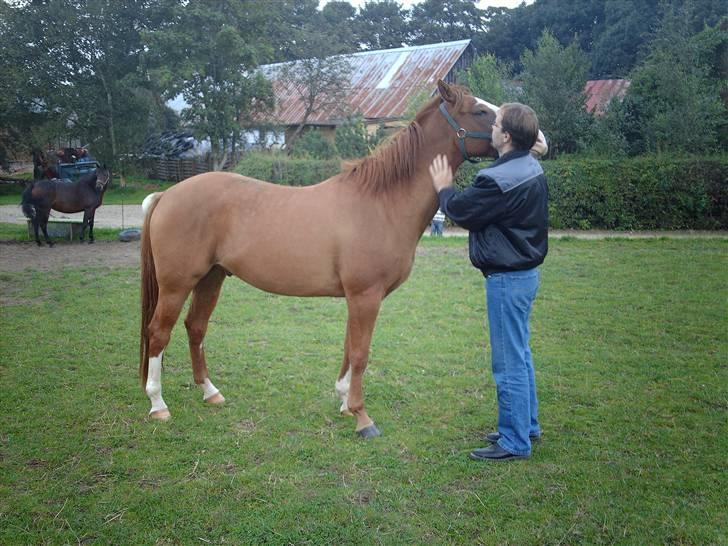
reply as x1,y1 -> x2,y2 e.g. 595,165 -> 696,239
149,172 -> 356,296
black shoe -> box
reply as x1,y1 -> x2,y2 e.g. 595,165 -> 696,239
469,443 -> 530,461
484,431 -> 541,444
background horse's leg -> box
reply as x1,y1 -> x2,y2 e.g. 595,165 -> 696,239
145,287 -> 191,420
87,209 -> 96,243
80,210 -> 91,243
184,266 -> 227,405
38,209 -> 54,247
344,289 -> 384,438
335,327 -> 353,416
30,212 -> 42,246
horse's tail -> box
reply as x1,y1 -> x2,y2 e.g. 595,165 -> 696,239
140,192 -> 163,390
20,184 -> 36,220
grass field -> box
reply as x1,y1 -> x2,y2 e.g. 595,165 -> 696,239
1,238 -> 726,544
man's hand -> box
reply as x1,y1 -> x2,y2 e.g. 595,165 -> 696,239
530,130 -> 548,158
429,154 -> 453,192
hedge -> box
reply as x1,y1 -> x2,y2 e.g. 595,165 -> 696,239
235,153 -> 728,230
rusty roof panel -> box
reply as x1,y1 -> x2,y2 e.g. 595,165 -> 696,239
585,79 -> 631,114
259,40 -> 472,126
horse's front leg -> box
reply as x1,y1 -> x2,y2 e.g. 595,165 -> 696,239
87,209 -> 96,243
185,266 -> 227,405
342,289 -> 383,439
335,327 -> 353,416
80,210 -> 91,243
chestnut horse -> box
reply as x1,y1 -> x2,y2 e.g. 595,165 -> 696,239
139,80 -> 545,437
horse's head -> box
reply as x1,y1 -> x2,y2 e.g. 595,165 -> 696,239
436,80 -> 548,161
436,80 -> 498,163
95,166 -> 112,192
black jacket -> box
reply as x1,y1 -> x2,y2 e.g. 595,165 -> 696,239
438,150 -> 548,276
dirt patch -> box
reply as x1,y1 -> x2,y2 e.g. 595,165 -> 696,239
0,240 -> 140,273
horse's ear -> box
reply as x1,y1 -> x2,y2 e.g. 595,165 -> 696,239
437,80 -> 456,104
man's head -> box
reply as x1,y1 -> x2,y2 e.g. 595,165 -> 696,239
492,103 -> 540,154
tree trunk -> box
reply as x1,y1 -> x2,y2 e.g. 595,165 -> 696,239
98,70 -> 117,168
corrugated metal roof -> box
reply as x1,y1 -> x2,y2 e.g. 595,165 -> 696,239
258,40 -> 473,126
585,79 -> 631,115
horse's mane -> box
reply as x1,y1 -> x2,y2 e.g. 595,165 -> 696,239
343,84 -> 471,194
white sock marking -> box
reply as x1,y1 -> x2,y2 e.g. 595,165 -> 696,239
335,368 -> 352,413
201,378 -> 220,401
145,351 -> 168,414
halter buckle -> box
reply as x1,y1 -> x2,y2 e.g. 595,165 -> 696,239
456,128 -> 467,139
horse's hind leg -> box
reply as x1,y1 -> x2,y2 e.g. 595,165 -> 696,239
146,287 -> 191,420
31,215 -> 42,246
184,266 -> 227,405
38,209 -> 54,247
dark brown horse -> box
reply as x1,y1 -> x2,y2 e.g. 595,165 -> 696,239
21,166 -> 112,246
139,81 -> 545,437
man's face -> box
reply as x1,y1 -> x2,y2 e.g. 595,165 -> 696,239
491,112 -> 508,154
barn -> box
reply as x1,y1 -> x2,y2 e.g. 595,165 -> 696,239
255,39 -> 476,145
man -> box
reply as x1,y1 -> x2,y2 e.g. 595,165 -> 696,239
429,103 -> 548,461
430,208 -> 445,236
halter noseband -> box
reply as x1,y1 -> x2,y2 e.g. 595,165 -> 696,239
438,102 -> 492,163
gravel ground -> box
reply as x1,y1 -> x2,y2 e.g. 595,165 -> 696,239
0,204 -> 145,228
0,204 -> 725,273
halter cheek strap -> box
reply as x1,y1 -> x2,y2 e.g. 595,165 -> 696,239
438,102 -> 492,163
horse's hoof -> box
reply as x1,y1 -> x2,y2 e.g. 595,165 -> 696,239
204,392 -> 225,405
148,408 -> 171,421
339,402 -> 353,416
357,424 -> 381,439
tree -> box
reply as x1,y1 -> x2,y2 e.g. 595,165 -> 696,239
475,0 -> 725,78
619,6 -> 725,154
0,0 -> 162,169
356,0 -> 410,50
335,114 -> 384,158
320,1 -> 361,53
461,53 -> 513,106
277,54 -> 353,151
519,31 -> 591,157
408,0 -> 486,45
144,0 -> 274,170
590,0 -> 660,78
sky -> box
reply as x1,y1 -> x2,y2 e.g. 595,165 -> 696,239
320,0 -> 533,8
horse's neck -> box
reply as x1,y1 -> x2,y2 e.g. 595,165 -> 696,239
386,150 -> 463,239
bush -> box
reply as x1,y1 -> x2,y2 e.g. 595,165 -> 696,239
235,152 -> 728,230
453,155 -> 728,230
289,130 -> 337,160
234,152 -> 341,186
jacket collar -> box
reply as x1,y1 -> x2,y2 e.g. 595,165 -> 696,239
491,149 -> 530,168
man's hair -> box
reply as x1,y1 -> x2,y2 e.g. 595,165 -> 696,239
499,103 -> 539,151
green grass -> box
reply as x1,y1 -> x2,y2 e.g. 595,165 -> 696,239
0,175 -> 172,205
0,223 -> 123,243
1,238 -> 726,544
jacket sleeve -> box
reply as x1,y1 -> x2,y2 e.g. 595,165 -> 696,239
437,174 -> 509,232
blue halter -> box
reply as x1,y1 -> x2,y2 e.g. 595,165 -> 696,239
438,102 -> 492,163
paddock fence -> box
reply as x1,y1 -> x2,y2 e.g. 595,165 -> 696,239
140,153 -> 242,182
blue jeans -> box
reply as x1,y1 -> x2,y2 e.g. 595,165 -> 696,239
485,268 -> 541,456
430,220 -> 443,236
